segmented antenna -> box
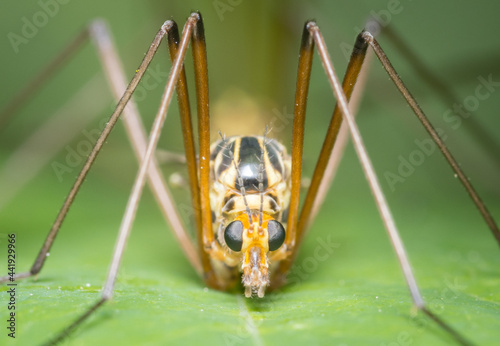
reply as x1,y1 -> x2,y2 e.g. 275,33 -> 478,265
258,126 -> 269,226
218,131 -> 252,225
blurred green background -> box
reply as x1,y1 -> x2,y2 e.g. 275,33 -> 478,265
1,0 -> 499,345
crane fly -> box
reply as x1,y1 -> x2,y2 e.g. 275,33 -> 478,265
0,10 -> 498,346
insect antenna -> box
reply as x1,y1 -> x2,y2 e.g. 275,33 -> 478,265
218,131 -> 253,225
258,126 -> 269,226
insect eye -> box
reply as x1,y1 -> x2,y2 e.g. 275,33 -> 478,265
224,220 -> 244,252
267,220 -> 285,251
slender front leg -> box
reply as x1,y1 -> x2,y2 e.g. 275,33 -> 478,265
295,31 -> 370,267
0,18 -> 202,284
164,21 -> 203,274
0,23 -> 167,286
286,25 -> 315,251
90,19 -> 201,275
273,25 -> 368,286
189,12 -> 227,289
308,22 -> 473,346
364,32 -> 500,246
45,16 -> 197,345
308,47 -> 373,228
269,23 -> 314,287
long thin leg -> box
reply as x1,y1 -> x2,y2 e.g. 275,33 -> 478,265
0,19 -> 202,284
269,24 -> 314,287
45,15 -> 198,345
365,32 -> 500,246
190,13 -> 227,288
168,13 -> 229,289
273,28 -> 369,284
308,23 -> 473,345
165,22 -> 202,264
0,30 -> 88,132
27,27 -> 164,281
298,31 -> 369,251
282,24 -> 315,254
90,19 -> 201,274
308,48 -> 373,230
276,20 -> 499,281
192,13 -> 215,285
381,23 -> 500,167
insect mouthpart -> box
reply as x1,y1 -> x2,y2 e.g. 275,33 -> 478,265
242,245 -> 269,298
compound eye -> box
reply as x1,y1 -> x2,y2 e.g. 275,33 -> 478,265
268,220 -> 285,251
224,220 -> 244,252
